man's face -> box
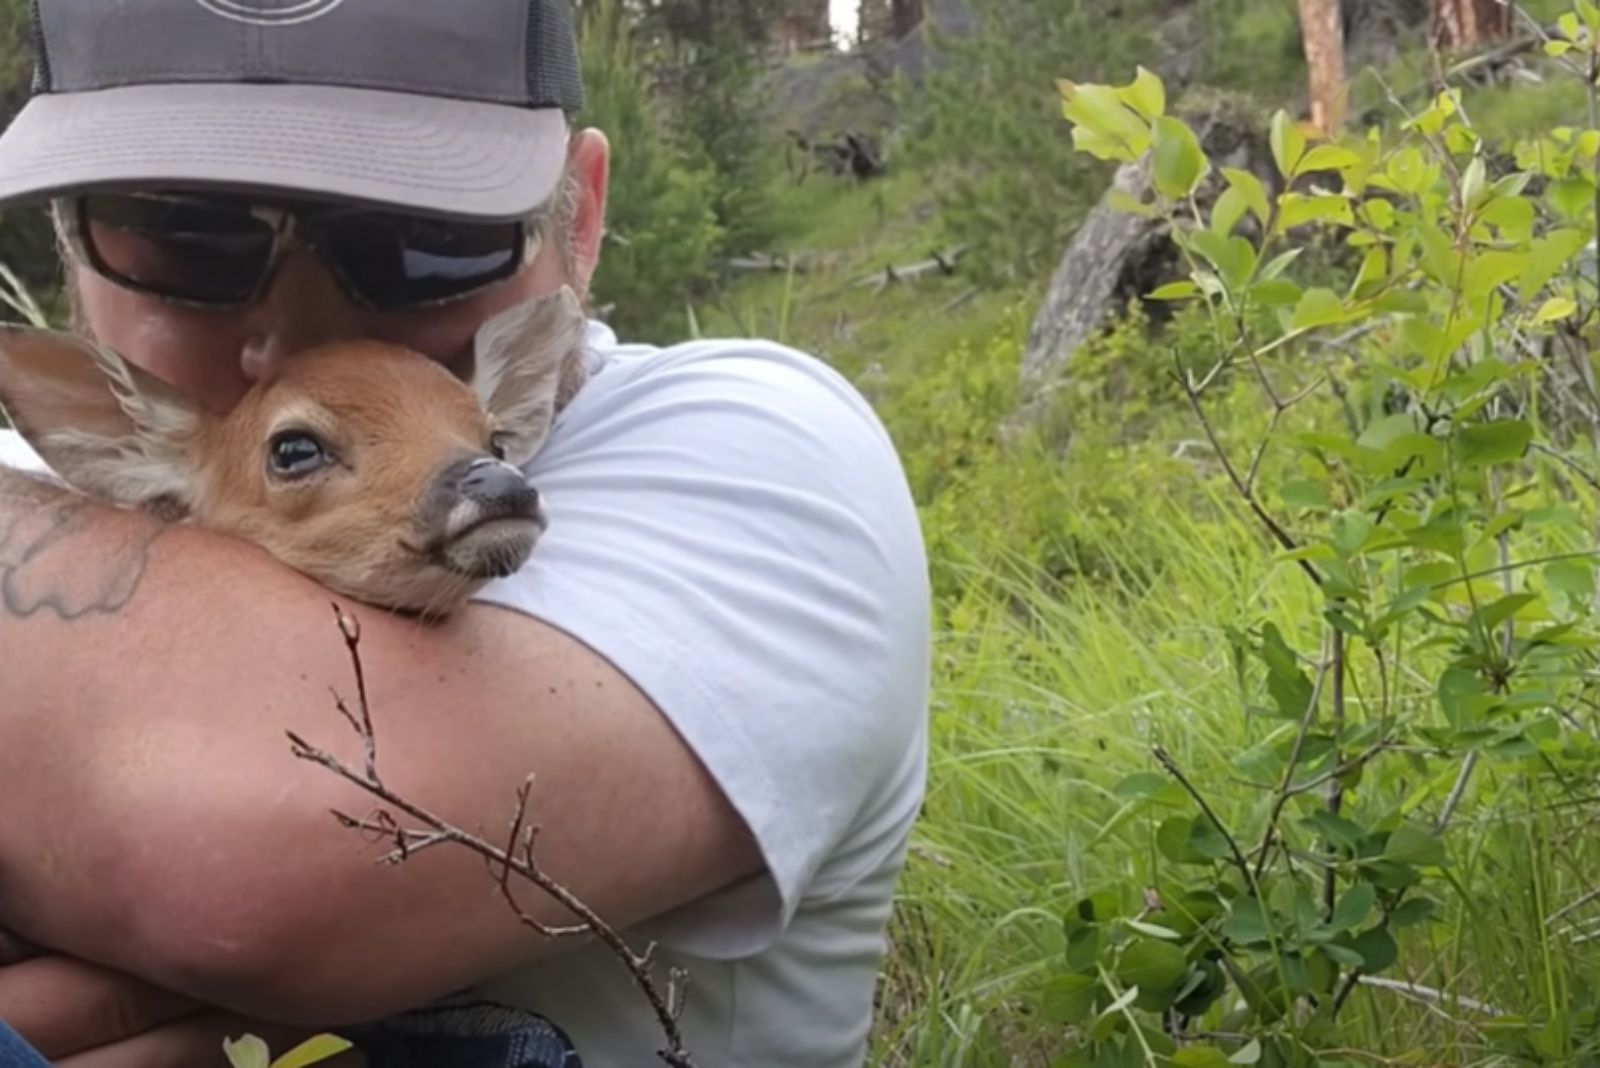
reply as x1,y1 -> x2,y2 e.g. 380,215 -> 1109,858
66,129 -> 609,415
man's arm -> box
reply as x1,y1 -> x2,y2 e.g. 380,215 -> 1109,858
0,468 -> 763,1027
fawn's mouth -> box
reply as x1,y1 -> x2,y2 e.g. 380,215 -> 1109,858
401,459 -> 547,580
418,494 -> 547,580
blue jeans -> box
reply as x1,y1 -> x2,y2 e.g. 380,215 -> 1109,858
0,1017 -> 51,1068
0,997 -> 582,1068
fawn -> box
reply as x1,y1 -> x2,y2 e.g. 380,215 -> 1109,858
0,286 -> 588,618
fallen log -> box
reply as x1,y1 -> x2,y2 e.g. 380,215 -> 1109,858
853,245 -> 967,289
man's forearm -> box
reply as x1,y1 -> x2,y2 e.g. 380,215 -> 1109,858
0,467 -> 758,1025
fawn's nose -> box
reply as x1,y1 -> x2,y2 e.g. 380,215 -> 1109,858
457,458 -> 541,519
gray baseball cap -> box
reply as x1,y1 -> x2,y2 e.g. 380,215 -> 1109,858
0,0 -> 585,221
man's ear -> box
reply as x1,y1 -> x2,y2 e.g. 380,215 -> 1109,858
0,325 -> 201,509
565,128 -> 610,296
471,286 -> 588,466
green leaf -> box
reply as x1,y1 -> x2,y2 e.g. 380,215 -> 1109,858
1116,65 -> 1166,121
1473,591 -> 1538,632
1390,897 -> 1439,928
1361,197 -> 1396,230
1307,810 -> 1367,852
1149,280 -> 1200,300
1212,185 -> 1251,237
1330,882 -> 1377,931
1481,193 -> 1536,240
1457,419 -> 1532,468
1251,278 -> 1301,306
1279,479 -> 1331,511
224,1036 -> 272,1068
1384,825 -> 1448,867
1043,973 -> 1101,1024
1461,156 -> 1487,209
1172,1049 -> 1232,1068
1270,109 -> 1307,177
1222,896 -> 1272,946
1125,919 -> 1184,940
1277,193 -> 1354,232
1546,38 -> 1575,56
1223,167 -> 1271,226
1299,144 -> 1362,173
1115,939 -> 1188,994
1230,1038 -> 1263,1065
1060,81 -> 1151,161
1549,176 -> 1596,220
1322,942 -> 1365,967
1157,815 -> 1199,864
1105,188 -> 1157,217
1534,296 -> 1578,324
1350,926 -> 1399,973
1331,510 -> 1375,557
1545,558 -> 1595,599
1066,923 -> 1101,971
272,1036 -> 357,1068
1260,247 -> 1303,279
1291,287 -> 1352,330
1520,228 -> 1589,302
1152,115 -> 1205,199
1438,666 -> 1491,729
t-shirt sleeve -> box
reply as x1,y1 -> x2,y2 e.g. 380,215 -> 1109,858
469,339 -> 931,959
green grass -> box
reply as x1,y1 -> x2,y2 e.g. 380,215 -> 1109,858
864,467 -> 1600,1065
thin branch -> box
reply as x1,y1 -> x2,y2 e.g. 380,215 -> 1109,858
1152,745 -> 1253,883
1253,640 -> 1332,880
1324,625 -> 1347,918
1175,351 -> 1323,587
289,604 -> 698,1068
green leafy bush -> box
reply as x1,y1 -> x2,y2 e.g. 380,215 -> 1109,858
1004,25 -> 1600,1063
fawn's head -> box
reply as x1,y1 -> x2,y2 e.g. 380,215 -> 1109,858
0,286 -> 588,617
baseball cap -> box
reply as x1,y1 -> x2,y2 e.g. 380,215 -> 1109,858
0,0 -> 585,222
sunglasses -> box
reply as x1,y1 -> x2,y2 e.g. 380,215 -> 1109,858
55,191 -> 544,311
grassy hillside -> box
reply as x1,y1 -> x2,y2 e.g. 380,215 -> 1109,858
692,7 -> 1600,1064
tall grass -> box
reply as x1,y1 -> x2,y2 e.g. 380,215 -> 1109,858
867,452 -> 1600,1065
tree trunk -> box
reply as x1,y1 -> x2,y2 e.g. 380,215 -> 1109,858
1430,0 -> 1512,49
890,0 -> 923,37
1298,0 -> 1347,134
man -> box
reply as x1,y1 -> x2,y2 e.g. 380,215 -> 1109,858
0,1 -> 931,1065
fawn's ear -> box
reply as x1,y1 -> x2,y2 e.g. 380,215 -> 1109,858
471,285 -> 587,466
0,325 -> 202,510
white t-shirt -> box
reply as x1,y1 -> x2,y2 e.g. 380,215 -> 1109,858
0,319 -> 933,1068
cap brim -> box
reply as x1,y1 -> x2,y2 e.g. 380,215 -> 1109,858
0,82 -> 569,222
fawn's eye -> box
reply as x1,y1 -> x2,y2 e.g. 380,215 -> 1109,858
267,430 -> 331,480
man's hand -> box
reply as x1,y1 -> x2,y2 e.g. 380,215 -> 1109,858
0,954 -> 364,1068
0,954 -> 197,1058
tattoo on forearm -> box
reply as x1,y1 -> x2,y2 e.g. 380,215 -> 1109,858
0,474 -> 168,620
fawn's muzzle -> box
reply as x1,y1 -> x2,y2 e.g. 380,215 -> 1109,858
429,456 -> 547,579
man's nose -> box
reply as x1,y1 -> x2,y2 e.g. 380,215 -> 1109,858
238,246 -> 368,383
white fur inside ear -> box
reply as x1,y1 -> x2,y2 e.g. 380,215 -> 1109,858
0,326 -> 202,509
472,287 -> 587,466
36,426 -> 196,507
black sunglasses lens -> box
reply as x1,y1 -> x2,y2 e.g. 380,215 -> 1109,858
315,213 -> 523,308
79,194 -> 274,304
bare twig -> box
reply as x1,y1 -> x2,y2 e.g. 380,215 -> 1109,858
289,604 -> 698,1068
